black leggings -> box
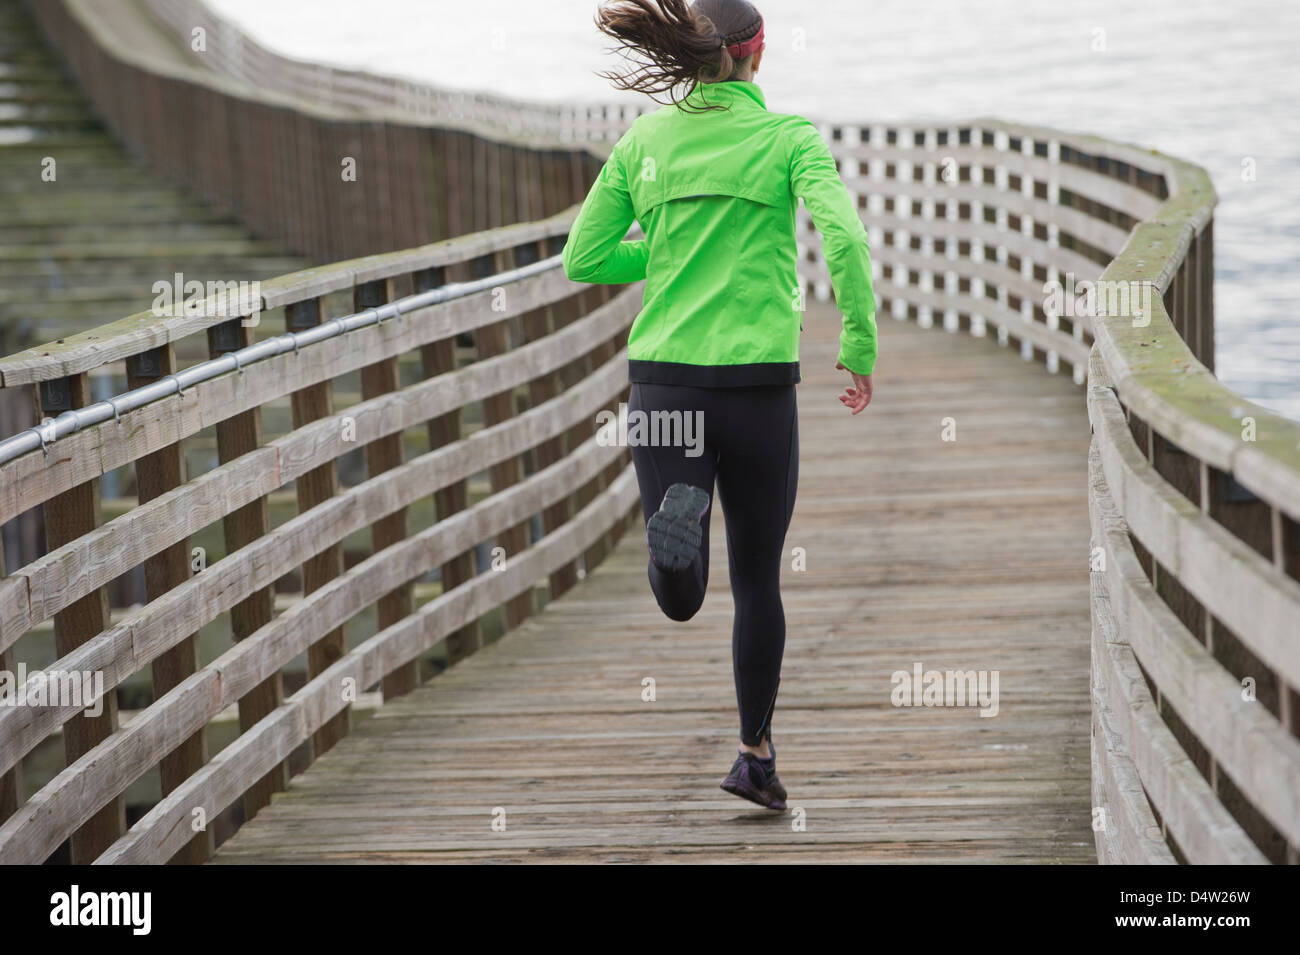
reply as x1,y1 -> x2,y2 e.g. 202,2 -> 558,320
628,382 -> 799,747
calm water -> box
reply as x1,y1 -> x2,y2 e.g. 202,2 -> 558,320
210,0 -> 1300,420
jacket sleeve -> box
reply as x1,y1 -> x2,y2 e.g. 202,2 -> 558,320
562,138 -> 649,285
789,121 -> 878,376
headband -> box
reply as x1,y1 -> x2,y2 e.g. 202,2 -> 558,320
724,19 -> 765,60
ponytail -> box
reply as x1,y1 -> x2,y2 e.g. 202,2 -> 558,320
594,0 -> 762,112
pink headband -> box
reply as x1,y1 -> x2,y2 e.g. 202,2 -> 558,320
726,19 -> 765,60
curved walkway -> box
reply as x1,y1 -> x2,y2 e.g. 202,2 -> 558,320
214,304 -> 1096,863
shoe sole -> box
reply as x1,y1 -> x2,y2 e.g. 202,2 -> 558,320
647,483 -> 710,573
720,777 -> 787,811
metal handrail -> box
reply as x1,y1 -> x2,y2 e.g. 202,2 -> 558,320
0,254 -> 564,467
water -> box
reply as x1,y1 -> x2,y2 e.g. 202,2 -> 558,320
209,0 -> 1300,420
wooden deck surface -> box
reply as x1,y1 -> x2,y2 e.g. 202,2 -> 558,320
213,304 -> 1096,864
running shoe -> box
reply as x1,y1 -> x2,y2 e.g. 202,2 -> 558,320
646,483 -> 710,574
720,748 -> 787,811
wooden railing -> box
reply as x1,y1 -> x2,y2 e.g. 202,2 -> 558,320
25,0 -> 609,264
0,208 -> 640,863
143,0 -> 643,144
8,0 -> 1299,861
799,120 -> 1172,377
802,119 -> 1300,864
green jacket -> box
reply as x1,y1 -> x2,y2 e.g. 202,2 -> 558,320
561,80 -> 877,387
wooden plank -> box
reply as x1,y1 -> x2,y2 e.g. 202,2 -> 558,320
1088,444 -> 1265,864
2,281 -> 633,650
1196,220 -> 1215,371
579,286 -> 623,573
0,266 -> 579,524
592,282 -> 633,561
854,176 -> 1132,255
470,251 -> 531,632
518,239 -> 577,599
841,140 -> 1163,220
414,264 -> 480,664
285,298 -> 350,755
1090,373 -> 1300,848
1090,686 -> 1175,864
856,211 -> 1103,285
877,282 -> 1090,370
197,309 -> 1098,865
0,573 -> 28,681
0,430 -> 629,865
356,279 -> 417,701
207,319 -> 288,820
124,344 -> 212,865
97,466 -> 640,864
38,372 -> 124,864
1089,365 -> 1300,691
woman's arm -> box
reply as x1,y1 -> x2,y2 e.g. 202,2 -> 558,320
789,121 -> 878,377
562,140 -> 649,284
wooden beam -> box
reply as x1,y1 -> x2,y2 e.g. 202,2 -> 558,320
518,239 -> 577,600
38,372 -> 124,863
414,265 -> 480,665
286,298 -> 350,756
357,280 -> 417,700
471,252 -> 531,631
125,345 -> 213,865
2,290 -> 640,657
207,319 -> 288,821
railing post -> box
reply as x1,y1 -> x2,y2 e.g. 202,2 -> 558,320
1199,220 -> 1216,372
522,148 -> 544,223
486,135 -> 503,228
1167,241 -> 1186,351
501,145 -> 518,229
206,319 -> 289,819
356,279 -> 418,699
444,131 -> 469,240
570,151 -> 589,209
472,136 -> 489,233
470,252 -> 533,630
286,298 -> 351,753
580,282 -> 625,572
541,237 -> 582,599
38,372 -> 125,862
413,266 -> 481,664
429,131 -> 450,241
600,278 -> 635,541
550,245 -> 606,586
125,345 -> 213,864
517,239 -> 576,600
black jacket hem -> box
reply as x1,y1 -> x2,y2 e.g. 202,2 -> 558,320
627,359 -> 800,388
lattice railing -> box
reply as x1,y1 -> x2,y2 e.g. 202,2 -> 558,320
0,209 -> 640,863
799,118 -> 1299,864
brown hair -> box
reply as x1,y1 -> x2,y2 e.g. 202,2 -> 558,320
594,0 -> 764,112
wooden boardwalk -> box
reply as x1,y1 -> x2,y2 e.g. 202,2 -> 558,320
5,0 -> 1287,869
213,305 -> 1096,864
0,0 -> 306,352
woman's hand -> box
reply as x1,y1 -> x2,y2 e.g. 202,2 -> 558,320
835,362 -> 873,415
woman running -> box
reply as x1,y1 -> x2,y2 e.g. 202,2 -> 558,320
562,0 -> 877,810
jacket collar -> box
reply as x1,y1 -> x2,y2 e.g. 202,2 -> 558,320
682,80 -> 766,111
